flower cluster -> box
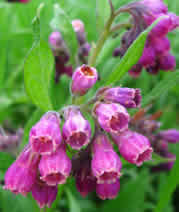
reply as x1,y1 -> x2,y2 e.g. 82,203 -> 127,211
4,64 -> 155,206
49,20 -> 90,83
130,108 -> 179,171
113,0 -> 179,77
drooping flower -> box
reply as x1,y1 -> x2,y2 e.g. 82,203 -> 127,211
30,112 -> 62,155
91,133 -> 122,184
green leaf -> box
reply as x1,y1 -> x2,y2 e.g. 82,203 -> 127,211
96,0 -> 110,35
21,109 -> 44,150
50,3 -> 78,65
101,170 -> 150,212
105,17 -> 165,85
24,40 -> 54,111
154,148 -> 179,212
142,71 -> 179,107
66,188 -> 81,212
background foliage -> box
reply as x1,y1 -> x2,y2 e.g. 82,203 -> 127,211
0,0 -> 179,211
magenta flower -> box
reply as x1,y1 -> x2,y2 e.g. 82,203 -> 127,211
71,65 -> 98,96
31,180 -> 58,209
96,181 -> 120,200
62,107 -> 91,150
112,131 -> 153,166
94,103 -> 129,133
99,87 -> 141,108
91,134 -> 122,184
30,112 -> 62,155
4,145 -> 39,195
39,144 -> 71,186
49,32 -> 63,50
158,129 -> 179,143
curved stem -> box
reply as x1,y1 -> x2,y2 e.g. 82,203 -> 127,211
110,22 -> 132,34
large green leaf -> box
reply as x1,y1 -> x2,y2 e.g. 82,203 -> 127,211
50,3 -> 78,65
24,40 -> 54,111
101,170 -> 150,212
105,17 -> 164,85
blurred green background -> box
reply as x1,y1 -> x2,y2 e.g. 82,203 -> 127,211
0,0 -> 179,211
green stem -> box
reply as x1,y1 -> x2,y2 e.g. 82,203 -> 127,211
88,14 -> 115,67
110,22 -> 132,34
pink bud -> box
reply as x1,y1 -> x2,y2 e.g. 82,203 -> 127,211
30,112 -> 62,155
94,103 -> 129,133
91,134 -> 122,184
49,32 -> 63,50
96,181 -> 120,200
71,65 -> 98,96
39,144 -> 71,186
158,129 -> 179,143
112,131 -> 153,166
72,19 -> 85,33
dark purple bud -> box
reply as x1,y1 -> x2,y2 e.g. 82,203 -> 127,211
158,129 -> 179,143
159,54 -> 176,71
129,64 -> 143,78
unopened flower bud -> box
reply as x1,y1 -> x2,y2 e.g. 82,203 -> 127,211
99,87 -> 141,108
71,65 -> 98,96
158,129 -> 179,143
49,32 -> 63,50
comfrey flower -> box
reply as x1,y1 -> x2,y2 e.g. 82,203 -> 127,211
30,112 -> 62,155
158,129 -> 179,143
91,134 -> 122,184
31,180 -> 58,209
39,144 -> 71,186
71,65 -> 98,96
4,145 -> 39,195
96,181 -> 120,200
112,131 -> 153,166
93,103 -> 130,133
114,0 -> 179,76
62,107 -> 91,150
96,87 -> 141,108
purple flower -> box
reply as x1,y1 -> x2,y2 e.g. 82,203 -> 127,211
158,129 -> 179,143
49,32 -> 63,50
94,103 -> 129,133
71,65 -> 98,96
91,134 -> 122,184
4,145 -> 39,195
96,181 -> 120,200
30,112 -> 62,155
112,131 -> 153,166
62,107 -> 91,150
75,161 -> 96,197
99,87 -> 141,108
159,54 -> 176,71
31,180 -> 58,208
39,144 -> 71,186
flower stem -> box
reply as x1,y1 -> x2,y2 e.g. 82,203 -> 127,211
88,14 -> 115,67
